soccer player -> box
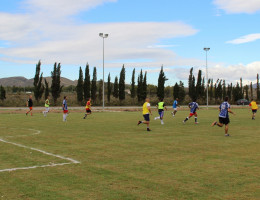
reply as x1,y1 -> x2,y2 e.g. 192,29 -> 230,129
26,95 -> 33,116
211,96 -> 235,136
249,99 -> 258,120
138,98 -> 152,131
154,98 -> 167,124
171,98 -> 179,117
83,98 -> 92,119
183,99 -> 199,124
62,96 -> 68,122
43,96 -> 50,117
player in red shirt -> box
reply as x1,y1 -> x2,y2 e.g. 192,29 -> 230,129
83,98 -> 92,119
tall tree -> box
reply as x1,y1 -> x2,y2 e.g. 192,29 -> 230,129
173,82 -> 180,99
179,81 -> 185,103
209,79 -> 213,100
257,74 -> 260,100
91,67 -> 97,101
240,78 -> 243,99
44,79 -> 49,100
137,70 -> 143,102
33,60 -> 44,101
119,65 -> 126,101
196,69 -> 203,99
107,73 -> 112,102
250,82 -> 253,99
202,77 -> 205,99
98,79 -> 103,103
157,66 -> 168,99
0,85 -> 6,100
130,68 -> 136,99
188,67 -> 196,100
113,76 -> 119,98
83,63 -> 91,100
222,80 -> 226,99
76,67 -> 84,102
142,71 -> 147,100
51,62 -> 63,105
244,85 -> 249,100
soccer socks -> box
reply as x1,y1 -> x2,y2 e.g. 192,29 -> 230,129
63,114 -> 67,122
161,120 -> 164,125
195,117 -> 198,123
184,117 -> 189,122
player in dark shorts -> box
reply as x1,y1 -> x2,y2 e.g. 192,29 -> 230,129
211,96 -> 235,136
26,95 -> 33,116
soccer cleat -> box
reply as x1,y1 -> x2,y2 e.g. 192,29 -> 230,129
154,117 -> 157,120
225,134 -> 230,137
183,121 -> 186,124
161,122 -> 164,125
211,121 -> 217,127
137,121 -> 142,125
147,128 -> 151,131
195,122 -> 199,124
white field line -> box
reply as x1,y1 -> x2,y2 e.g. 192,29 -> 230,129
0,129 -> 80,173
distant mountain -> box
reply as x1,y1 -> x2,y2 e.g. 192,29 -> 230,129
0,76 -> 77,87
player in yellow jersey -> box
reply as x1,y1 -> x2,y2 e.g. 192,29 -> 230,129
83,98 -> 92,119
43,96 -> 50,117
249,99 -> 258,120
137,98 -> 152,131
154,98 -> 167,125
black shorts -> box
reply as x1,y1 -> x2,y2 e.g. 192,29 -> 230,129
252,109 -> 257,114
86,109 -> 91,113
219,117 -> 230,125
143,114 -> 150,121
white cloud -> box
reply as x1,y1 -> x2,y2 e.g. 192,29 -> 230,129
226,33 -> 260,44
214,0 -> 260,14
0,0 -> 198,69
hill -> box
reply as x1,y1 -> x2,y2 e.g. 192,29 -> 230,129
0,76 -> 77,87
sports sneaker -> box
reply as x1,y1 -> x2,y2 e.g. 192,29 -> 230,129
211,121 -> 217,127
137,121 -> 142,125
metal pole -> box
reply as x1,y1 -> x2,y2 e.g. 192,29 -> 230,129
206,50 -> 208,110
102,37 -> 105,110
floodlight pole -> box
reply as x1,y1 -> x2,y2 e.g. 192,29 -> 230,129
99,33 -> 109,111
204,47 -> 210,110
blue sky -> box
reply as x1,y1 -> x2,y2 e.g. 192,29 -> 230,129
0,0 -> 260,86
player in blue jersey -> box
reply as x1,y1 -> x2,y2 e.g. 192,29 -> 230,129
62,96 -> 68,122
211,96 -> 235,136
183,99 -> 199,124
171,98 -> 179,117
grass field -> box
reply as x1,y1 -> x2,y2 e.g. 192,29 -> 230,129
0,108 -> 259,200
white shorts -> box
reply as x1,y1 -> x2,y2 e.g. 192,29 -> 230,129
45,107 -> 50,112
173,108 -> 177,111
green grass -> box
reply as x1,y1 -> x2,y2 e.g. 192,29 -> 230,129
0,108 -> 259,200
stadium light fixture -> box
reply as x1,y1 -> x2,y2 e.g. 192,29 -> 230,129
203,47 -> 210,110
99,33 -> 109,110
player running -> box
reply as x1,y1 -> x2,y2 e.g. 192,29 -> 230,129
211,96 -> 235,136
83,98 -> 92,119
171,98 -> 179,117
138,98 -> 152,131
43,96 -> 50,117
26,95 -> 33,116
154,98 -> 167,124
183,99 -> 199,124
249,99 -> 258,120
62,96 -> 68,122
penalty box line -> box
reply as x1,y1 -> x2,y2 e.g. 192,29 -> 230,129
0,138 -> 80,173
